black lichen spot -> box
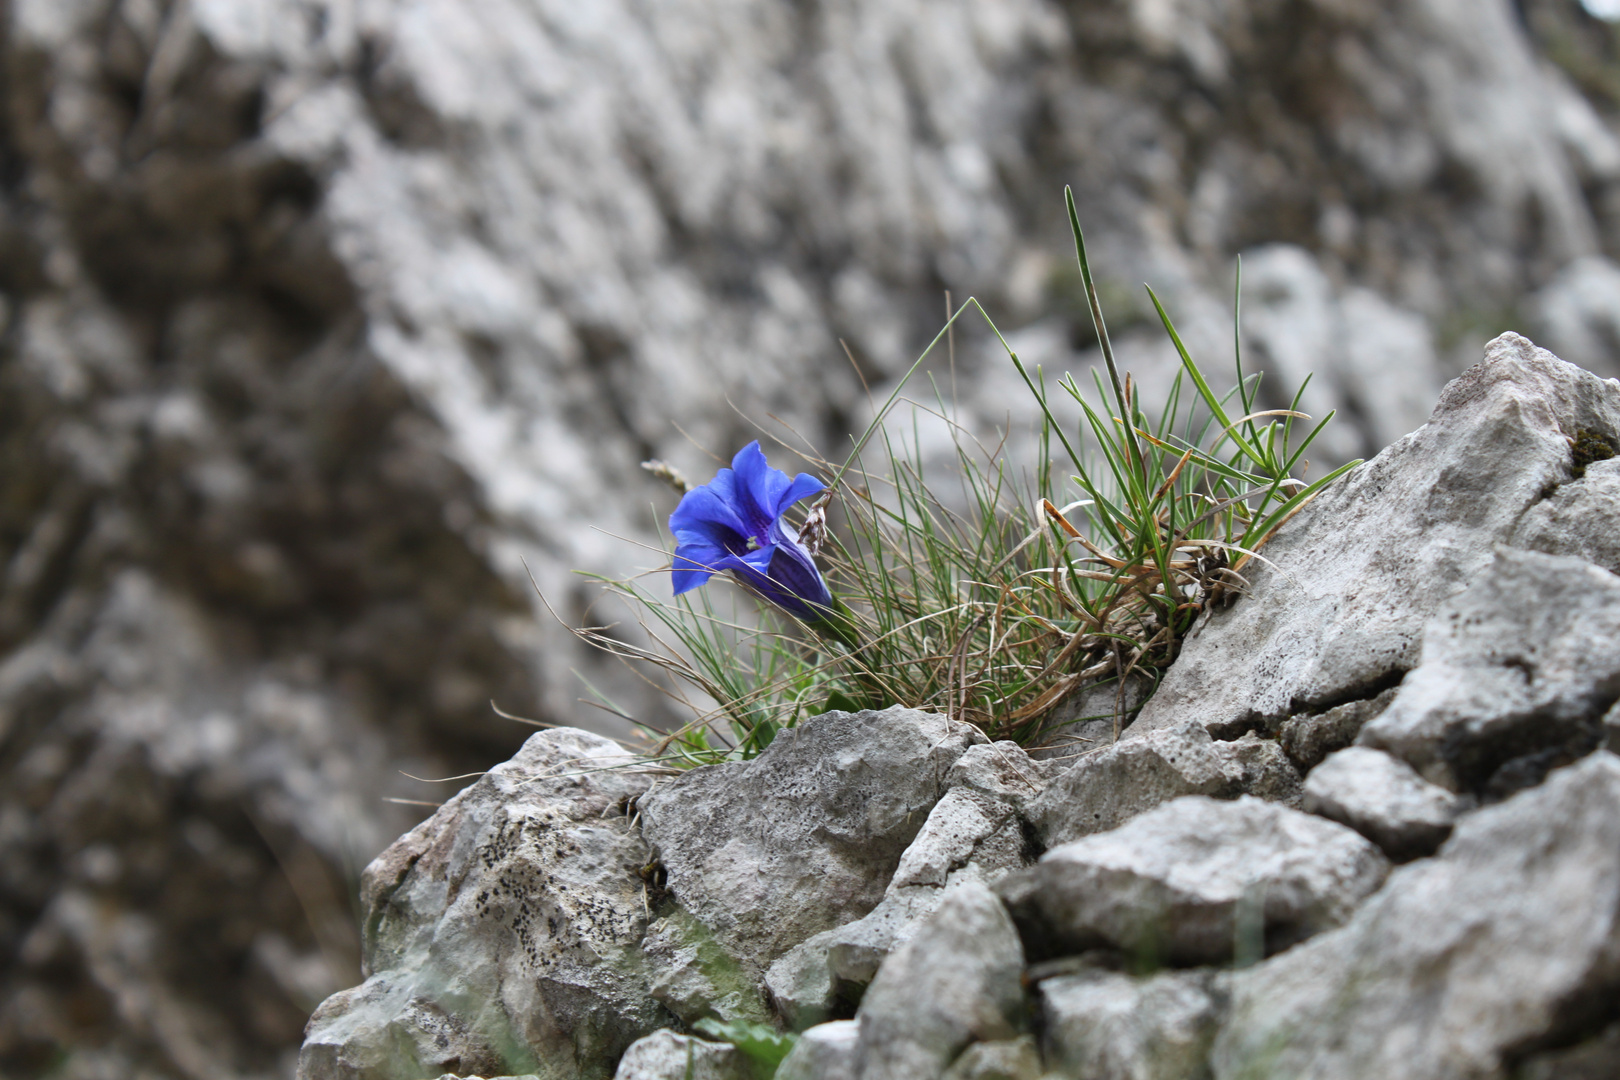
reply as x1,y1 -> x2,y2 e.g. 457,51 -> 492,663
1571,428 -> 1616,479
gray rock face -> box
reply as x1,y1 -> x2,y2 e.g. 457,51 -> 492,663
939,1035 -> 1042,1080
1135,334 -> 1620,738
1213,751 -> 1620,1080
1303,747 -> 1461,862
1532,254 -> 1620,378
853,881 -> 1025,1080
1278,688 -> 1399,773
1513,457 -> 1620,575
1518,1022 -> 1620,1080
298,729 -> 667,1080
1038,968 -> 1221,1080
1001,797 -> 1389,967
766,887 -> 946,1031
639,908 -> 771,1026
887,788 -> 1032,892
1237,244 -> 1443,462
611,1031 -> 748,1080
776,1021 -> 859,1080
1028,722 -> 1300,848
943,741 -> 1052,807
1359,548 -> 1620,794
767,759 -> 1039,1029
637,708 -> 984,999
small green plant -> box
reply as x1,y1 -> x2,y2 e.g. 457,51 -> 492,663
692,1018 -> 797,1078
572,188 -> 1359,763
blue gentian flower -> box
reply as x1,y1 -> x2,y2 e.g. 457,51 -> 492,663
670,442 -> 837,624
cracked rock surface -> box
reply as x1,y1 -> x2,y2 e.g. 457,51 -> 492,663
610,1031 -> 747,1080
1359,547 -> 1620,795
636,708 -> 985,1010
298,729 -> 666,1080
1001,796 -> 1389,967
1037,968 -> 1220,1080
1302,746 -> 1461,862
1135,334 -> 1620,739
852,881 -> 1025,1080
1027,721 -> 1300,848
1216,751 -> 1620,1080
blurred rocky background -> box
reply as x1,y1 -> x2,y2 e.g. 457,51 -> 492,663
3,1 -> 1620,1078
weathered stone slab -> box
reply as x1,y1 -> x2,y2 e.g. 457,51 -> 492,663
1212,752 -> 1620,1080
1303,747 -> 1461,861
766,782 -> 1035,1030
637,708 -> 985,993
940,1035 -> 1042,1080
1512,456 -> 1620,575
1279,688 -> 1399,772
1135,335 -> 1620,737
854,881 -> 1025,1080
776,1021 -> 859,1080
299,729 -> 667,1080
611,1030 -> 749,1080
1028,722 -> 1300,848
1039,968 -> 1221,1080
1359,548 -> 1620,793
1001,796 -> 1388,967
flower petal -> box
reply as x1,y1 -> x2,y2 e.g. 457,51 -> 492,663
774,472 -> 826,517
709,536 -> 833,621
669,486 -> 751,550
764,535 -> 834,611
728,441 -> 792,539
671,538 -> 730,595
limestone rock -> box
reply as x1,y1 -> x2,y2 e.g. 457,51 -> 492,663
1212,752 -> 1620,1080
1038,968 -> 1221,1080
1135,335 -> 1620,738
1000,796 -> 1389,967
1027,722 -> 1300,848
776,1021 -> 859,1080
1512,457 -> 1620,575
640,909 -> 771,1026
939,1035 -> 1042,1080
1531,254 -> 1620,379
853,881 -> 1025,1080
1359,548 -> 1620,794
1278,688 -> 1399,773
765,888 -> 945,1031
1303,747 -> 1461,861
298,729 -> 667,1080
1517,1022 -> 1620,1080
942,741 -> 1051,806
1238,245 -> 1443,462
611,1031 -> 750,1080
767,783 -> 1034,1030
888,788 -> 1032,892
636,708 -> 983,996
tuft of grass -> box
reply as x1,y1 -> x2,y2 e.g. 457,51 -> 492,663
571,188 -> 1359,764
